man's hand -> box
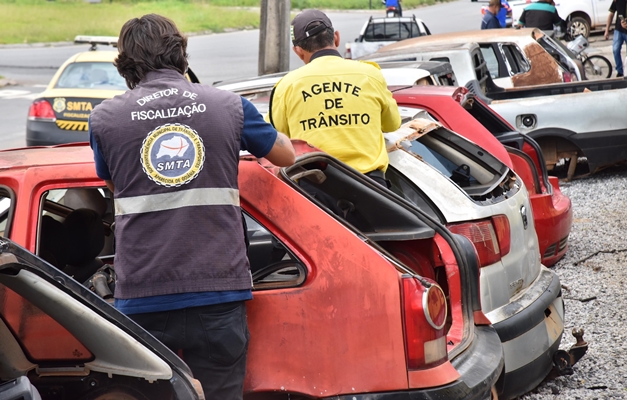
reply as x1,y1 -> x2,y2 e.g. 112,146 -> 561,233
605,29 -> 610,40
622,20 -> 627,29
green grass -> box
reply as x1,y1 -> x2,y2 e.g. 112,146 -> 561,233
0,2 -> 260,44
0,0 -> 442,45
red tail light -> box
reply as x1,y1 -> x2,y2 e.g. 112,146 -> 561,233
402,276 -> 448,370
344,43 -> 352,59
562,71 -> 572,83
491,214 -> 511,257
28,99 -> 56,121
448,215 -> 511,267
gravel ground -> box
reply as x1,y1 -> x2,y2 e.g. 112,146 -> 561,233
518,164 -> 627,400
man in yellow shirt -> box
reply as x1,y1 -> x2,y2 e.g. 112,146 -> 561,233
268,9 -> 401,186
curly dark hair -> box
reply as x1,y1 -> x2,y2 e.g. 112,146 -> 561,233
295,25 -> 335,53
115,14 -> 188,89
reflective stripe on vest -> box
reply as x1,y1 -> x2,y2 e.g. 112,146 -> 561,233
114,187 -> 240,216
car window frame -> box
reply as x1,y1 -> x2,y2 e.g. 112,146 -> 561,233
479,44 -> 503,79
498,43 -> 530,76
0,186 -> 16,240
242,210 -> 308,290
36,186 -> 115,262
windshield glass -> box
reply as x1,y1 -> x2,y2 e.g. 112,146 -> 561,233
55,62 -> 127,90
364,20 -> 424,41
480,46 -> 500,78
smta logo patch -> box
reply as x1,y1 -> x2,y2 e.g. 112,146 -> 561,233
53,98 -> 66,113
140,123 -> 205,187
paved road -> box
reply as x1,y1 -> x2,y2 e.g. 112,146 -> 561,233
0,0 -> 614,150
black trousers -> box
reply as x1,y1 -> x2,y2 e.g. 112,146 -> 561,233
129,301 -> 250,400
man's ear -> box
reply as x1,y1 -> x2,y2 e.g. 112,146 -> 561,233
293,46 -> 306,62
334,30 -> 341,47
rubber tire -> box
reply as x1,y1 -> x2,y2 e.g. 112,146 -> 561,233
584,55 -> 613,79
568,16 -> 591,38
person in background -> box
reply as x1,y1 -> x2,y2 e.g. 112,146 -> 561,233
89,13 -> 295,399
386,0 -> 403,17
482,0 -> 502,29
604,0 -> 627,77
267,9 -> 401,188
497,0 -> 512,28
515,0 -> 566,32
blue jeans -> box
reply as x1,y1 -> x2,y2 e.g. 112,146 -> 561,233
613,30 -> 627,75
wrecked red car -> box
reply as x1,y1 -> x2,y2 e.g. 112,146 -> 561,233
390,85 -> 573,267
214,77 -> 572,267
0,142 -> 503,399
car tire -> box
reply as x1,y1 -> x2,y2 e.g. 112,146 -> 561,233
568,16 -> 591,38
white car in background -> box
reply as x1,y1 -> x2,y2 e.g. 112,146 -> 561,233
213,63 -> 454,104
344,15 -> 431,60
511,0 -> 612,37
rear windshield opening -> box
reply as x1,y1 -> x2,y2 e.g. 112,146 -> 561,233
406,129 -> 519,202
283,157 -> 435,242
55,62 -> 127,90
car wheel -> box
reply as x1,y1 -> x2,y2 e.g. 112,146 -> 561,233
568,16 -> 591,38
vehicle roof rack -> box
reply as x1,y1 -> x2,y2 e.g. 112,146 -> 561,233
74,35 -> 118,51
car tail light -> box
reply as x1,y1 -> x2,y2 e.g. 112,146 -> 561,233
491,214 -> 511,257
448,215 -> 511,267
344,43 -> 352,59
402,276 -> 448,370
28,99 -> 56,121
562,71 -> 572,83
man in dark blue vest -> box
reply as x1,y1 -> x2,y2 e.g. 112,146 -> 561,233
482,0 -> 503,29
89,14 -> 295,399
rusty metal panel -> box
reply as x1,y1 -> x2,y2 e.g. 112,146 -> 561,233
513,43 -> 562,87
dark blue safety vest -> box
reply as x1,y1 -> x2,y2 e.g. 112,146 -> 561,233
90,69 -> 251,299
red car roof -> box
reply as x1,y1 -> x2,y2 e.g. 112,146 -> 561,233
391,86 -> 514,170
